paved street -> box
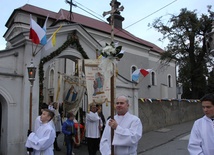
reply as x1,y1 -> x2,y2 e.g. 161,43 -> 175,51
55,120 -> 194,155
138,120 -> 194,155
55,135 -> 101,155
141,133 -> 190,155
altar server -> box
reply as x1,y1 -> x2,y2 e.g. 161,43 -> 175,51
188,93 -> 214,155
25,109 -> 56,155
100,95 -> 143,155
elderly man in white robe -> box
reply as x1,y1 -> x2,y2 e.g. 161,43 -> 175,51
100,95 -> 143,155
188,93 -> 214,155
25,109 -> 56,155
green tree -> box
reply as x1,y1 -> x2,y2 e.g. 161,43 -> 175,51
207,68 -> 214,93
151,6 -> 214,99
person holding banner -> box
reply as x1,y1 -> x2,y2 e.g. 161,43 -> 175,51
100,95 -> 143,155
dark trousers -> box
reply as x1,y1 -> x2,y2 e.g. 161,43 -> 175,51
54,132 -> 60,149
87,137 -> 100,155
65,135 -> 73,155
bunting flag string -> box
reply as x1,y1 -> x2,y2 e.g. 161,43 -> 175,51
139,98 -> 201,103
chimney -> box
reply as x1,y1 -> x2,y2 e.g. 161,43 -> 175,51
107,0 -> 124,29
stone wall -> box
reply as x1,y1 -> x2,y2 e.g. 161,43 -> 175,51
138,100 -> 203,132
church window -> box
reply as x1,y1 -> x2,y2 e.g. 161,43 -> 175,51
37,17 -> 46,28
151,71 -> 156,86
167,74 -> 173,87
49,69 -> 54,88
131,65 -> 137,81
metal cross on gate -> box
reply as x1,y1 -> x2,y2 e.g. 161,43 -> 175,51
103,0 -> 124,42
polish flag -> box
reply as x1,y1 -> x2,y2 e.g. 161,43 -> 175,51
132,69 -> 152,81
140,69 -> 152,77
40,15 -> 49,45
29,15 -> 45,44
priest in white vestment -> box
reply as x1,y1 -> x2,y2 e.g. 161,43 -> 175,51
100,95 -> 143,155
188,93 -> 214,155
25,109 -> 56,155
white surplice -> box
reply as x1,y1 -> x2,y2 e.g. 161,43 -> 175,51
25,123 -> 56,155
188,116 -> 214,155
85,111 -> 101,138
100,112 -> 143,155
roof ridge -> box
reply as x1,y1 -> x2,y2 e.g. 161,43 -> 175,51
11,4 -> 164,53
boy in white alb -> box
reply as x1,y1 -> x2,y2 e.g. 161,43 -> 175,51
25,109 -> 56,155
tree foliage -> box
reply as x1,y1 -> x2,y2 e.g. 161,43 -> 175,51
151,6 -> 214,99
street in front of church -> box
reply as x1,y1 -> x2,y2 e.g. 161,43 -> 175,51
55,120 -> 194,155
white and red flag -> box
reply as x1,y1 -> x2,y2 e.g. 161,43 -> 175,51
132,68 -> 153,81
29,15 -> 45,44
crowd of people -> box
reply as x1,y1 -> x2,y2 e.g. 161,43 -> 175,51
25,95 -> 143,155
25,92 -> 214,155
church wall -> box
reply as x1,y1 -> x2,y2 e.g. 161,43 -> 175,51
137,100 -> 203,153
118,49 -> 149,78
93,31 -> 177,99
148,52 -> 177,99
5,42 -> 44,155
0,45 -> 31,154
138,100 -> 203,133
14,13 -> 30,25
78,34 -> 98,59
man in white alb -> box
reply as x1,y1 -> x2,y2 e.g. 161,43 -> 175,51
86,104 -> 102,155
100,95 -> 143,155
188,93 -> 214,155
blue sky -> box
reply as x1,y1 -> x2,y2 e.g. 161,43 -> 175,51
0,0 -> 213,50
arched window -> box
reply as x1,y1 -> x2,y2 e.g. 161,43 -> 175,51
49,69 -> 54,88
151,71 -> 156,86
167,74 -> 173,87
131,65 -> 137,81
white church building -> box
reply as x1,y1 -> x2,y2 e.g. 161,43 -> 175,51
0,2 -> 176,155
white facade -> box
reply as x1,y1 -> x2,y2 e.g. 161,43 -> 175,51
0,4 -> 176,155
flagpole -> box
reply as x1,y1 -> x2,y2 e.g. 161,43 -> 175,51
137,77 -> 145,86
33,44 -> 38,56
31,42 -> 34,56
33,45 -> 45,57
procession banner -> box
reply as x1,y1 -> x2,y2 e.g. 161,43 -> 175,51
62,73 -> 86,115
84,59 -> 110,107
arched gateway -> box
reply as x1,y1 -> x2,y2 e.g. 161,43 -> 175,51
0,86 -> 15,155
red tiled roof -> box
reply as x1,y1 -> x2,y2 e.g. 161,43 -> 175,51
17,4 -> 163,53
